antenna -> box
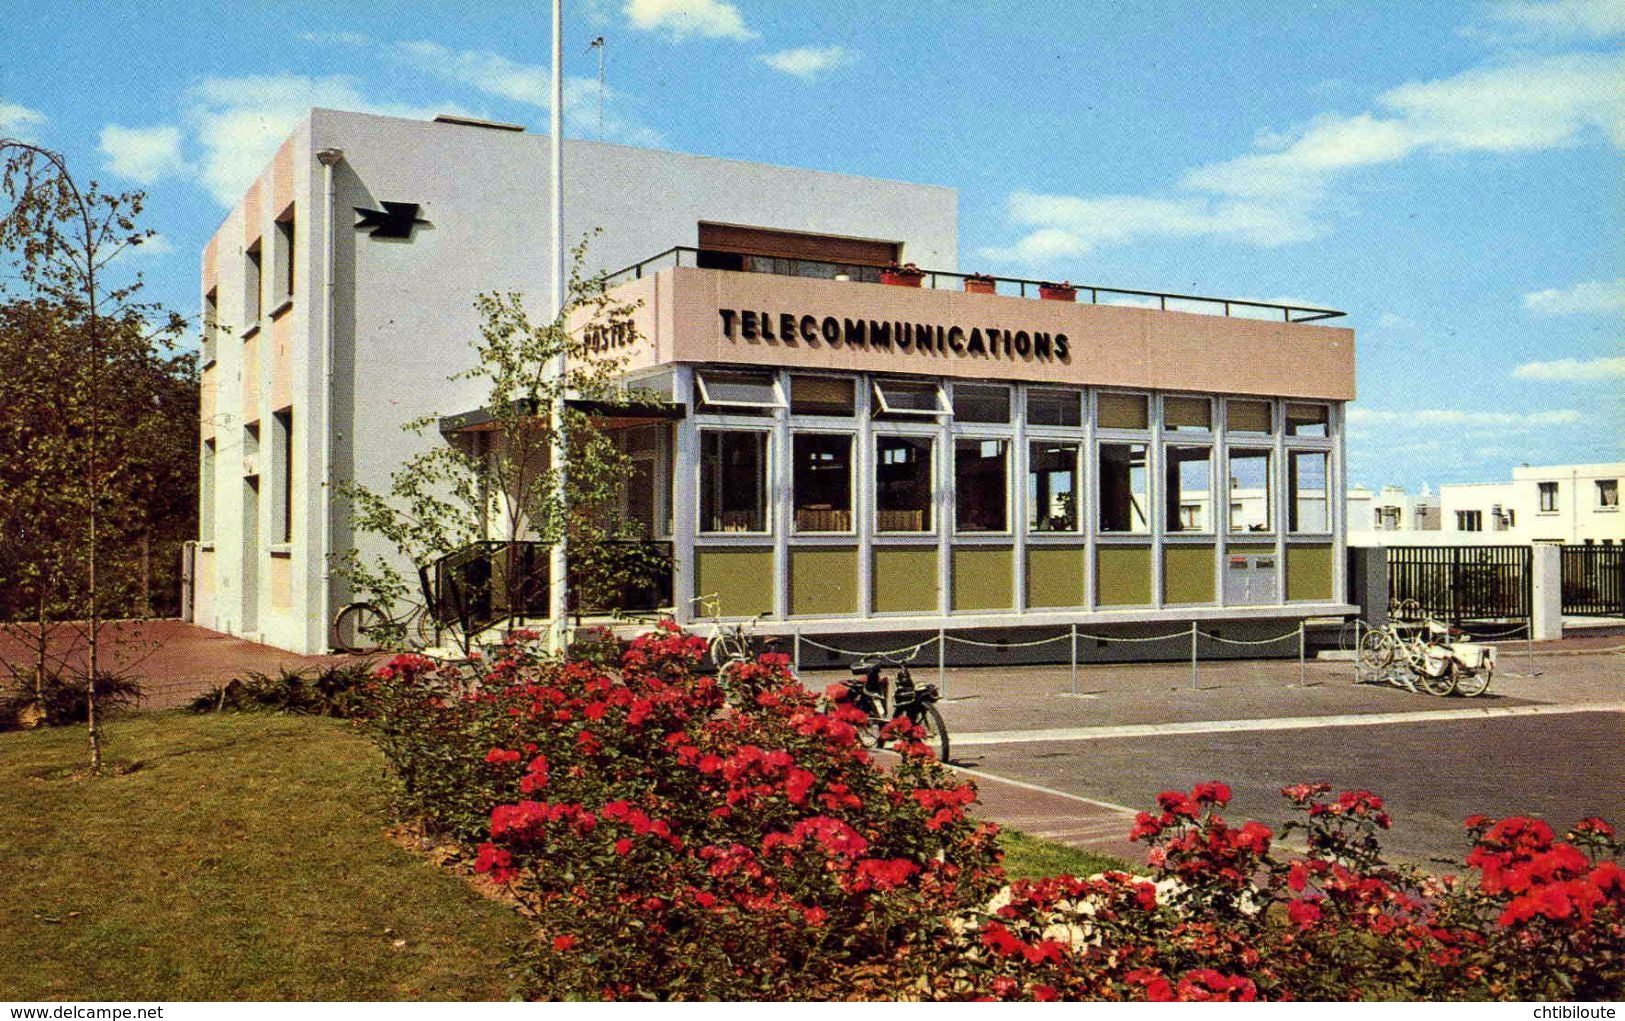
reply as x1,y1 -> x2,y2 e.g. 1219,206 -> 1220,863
587,36 -> 606,140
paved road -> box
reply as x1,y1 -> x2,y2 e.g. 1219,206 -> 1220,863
958,710 -> 1625,867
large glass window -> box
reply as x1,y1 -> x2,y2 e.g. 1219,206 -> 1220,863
1098,442 -> 1149,533
1097,392 -> 1149,431
793,433 -> 853,532
1165,445 -> 1212,532
1029,442 -> 1079,532
952,384 -> 1010,423
1027,388 -> 1081,427
1228,449 -> 1273,532
700,430 -> 768,533
790,375 -> 854,416
1226,399 -> 1272,435
876,435 -> 934,532
1163,396 -> 1212,433
1288,450 -> 1329,532
1285,403 -> 1329,437
955,438 -> 1009,532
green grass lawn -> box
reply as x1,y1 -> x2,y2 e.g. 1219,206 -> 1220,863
0,712 -> 1125,1001
997,828 -> 1128,879
0,713 -> 530,1001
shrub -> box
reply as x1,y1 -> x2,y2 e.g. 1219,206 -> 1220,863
364,623 -> 1003,999
187,664 -> 374,718
1,671 -> 142,731
362,627 -> 1624,1001
933,783 -> 1623,1001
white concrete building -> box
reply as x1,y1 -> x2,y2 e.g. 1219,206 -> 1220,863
195,109 -> 1358,655
1344,464 -> 1623,547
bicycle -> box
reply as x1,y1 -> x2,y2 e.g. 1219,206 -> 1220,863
330,599 -> 438,655
840,649 -> 950,763
691,594 -> 777,681
1356,617 -> 1494,697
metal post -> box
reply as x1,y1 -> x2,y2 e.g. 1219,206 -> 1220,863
937,628 -> 947,698
545,0 -> 569,652
1298,622 -> 1306,687
1189,622 -> 1199,689
1069,623 -> 1078,695
792,630 -> 801,675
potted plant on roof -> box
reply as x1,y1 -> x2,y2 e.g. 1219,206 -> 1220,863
1039,280 -> 1078,301
880,262 -> 925,287
963,272 -> 997,295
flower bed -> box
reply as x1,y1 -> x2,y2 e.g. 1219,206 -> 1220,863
363,629 -> 1623,1001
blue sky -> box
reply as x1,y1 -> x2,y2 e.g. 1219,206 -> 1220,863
3,0 -> 1620,491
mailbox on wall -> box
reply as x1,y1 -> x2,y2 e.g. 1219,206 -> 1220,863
1225,552 -> 1278,605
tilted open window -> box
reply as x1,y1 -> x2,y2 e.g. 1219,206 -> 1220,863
694,370 -> 784,413
872,379 -> 948,418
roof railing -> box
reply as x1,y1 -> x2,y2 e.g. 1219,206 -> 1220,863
601,246 -> 1345,323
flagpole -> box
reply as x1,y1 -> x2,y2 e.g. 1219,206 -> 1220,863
547,0 -> 569,648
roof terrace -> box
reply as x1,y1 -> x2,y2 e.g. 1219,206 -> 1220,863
604,246 -> 1345,325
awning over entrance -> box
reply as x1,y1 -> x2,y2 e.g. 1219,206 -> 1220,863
438,398 -> 685,435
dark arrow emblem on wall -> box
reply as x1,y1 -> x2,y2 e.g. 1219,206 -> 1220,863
354,202 -> 429,239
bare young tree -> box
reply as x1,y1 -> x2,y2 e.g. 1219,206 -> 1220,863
0,139 -> 187,769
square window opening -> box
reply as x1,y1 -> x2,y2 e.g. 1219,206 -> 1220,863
1163,395 -> 1212,433
952,384 -> 1011,424
1286,402 -> 1328,437
1097,392 -> 1149,431
1027,388 -> 1081,427
790,375 -> 855,416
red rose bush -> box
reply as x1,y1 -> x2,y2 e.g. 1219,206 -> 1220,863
364,626 -> 1622,1000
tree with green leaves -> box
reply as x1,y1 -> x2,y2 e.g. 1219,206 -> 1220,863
338,237 -> 666,653
0,139 -> 192,766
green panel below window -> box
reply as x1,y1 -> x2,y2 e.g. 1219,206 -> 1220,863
695,548 -> 775,617
952,547 -> 1013,611
1163,545 -> 1216,605
873,547 -> 938,614
1287,544 -> 1334,602
1026,546 -> 1086,608
1096,546 -> 1153,606
790,547 -> 858,616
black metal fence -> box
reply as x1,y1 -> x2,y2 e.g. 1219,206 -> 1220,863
1386,545 -> 1531,622
1561,545 -> 1625,616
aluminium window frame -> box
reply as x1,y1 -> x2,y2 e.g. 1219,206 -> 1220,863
694,369 -> 787,412
871,377 -> 949,418
696,425 -> 774,537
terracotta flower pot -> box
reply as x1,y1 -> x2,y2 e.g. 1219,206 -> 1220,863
881,267 -> 924,287
1039,283 -> 1077,301
964,277 -> 996,294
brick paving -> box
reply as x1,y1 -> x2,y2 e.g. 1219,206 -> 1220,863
0,620 -> 359,711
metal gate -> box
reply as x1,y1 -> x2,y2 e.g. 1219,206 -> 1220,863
1562,545 -> 1625,616
1386,546 -> 1531,622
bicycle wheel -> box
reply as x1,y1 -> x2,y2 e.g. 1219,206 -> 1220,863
412,606 -> 440,648
1419,657 -> 1456,696
919,704 -> 950,764
1453,665 -> 1491,698
1358,629 -> 1393,670
333,602 -> 387,654
1338,620 -> 1361,653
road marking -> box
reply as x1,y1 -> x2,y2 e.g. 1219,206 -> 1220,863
948,764 -> 1142,816
954,702 -> 1625,747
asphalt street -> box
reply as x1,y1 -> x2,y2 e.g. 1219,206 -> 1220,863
956,709 -> 1625,867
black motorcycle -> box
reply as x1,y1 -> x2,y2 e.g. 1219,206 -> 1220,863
840,653 -> 950,763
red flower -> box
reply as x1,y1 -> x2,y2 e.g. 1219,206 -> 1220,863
1287,898 -> 1323,928
552,934 -> 577,952
484,747 -> 522,766
614,838 -> 633,856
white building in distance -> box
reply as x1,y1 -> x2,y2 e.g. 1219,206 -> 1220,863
1346,464 -> 1623,546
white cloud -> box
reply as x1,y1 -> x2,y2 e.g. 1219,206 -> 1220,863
982,49 -> 1625,265
184,74 -> 458,205
1347,407 -> 1583,429
393,41 -> 664,147
98,124 -> 191,184
624,0 -> 756,41
1481,0 -> 1625,40
0,98 -> 46,140
1512,356 -> 1625,380
976,191 -> 1320,261
1522,277 -> 1625,315
757,45 -> 856,80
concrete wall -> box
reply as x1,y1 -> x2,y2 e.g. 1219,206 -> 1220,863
199,109 -> 959,652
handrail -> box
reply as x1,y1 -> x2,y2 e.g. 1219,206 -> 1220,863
603,245 -> 1346,324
